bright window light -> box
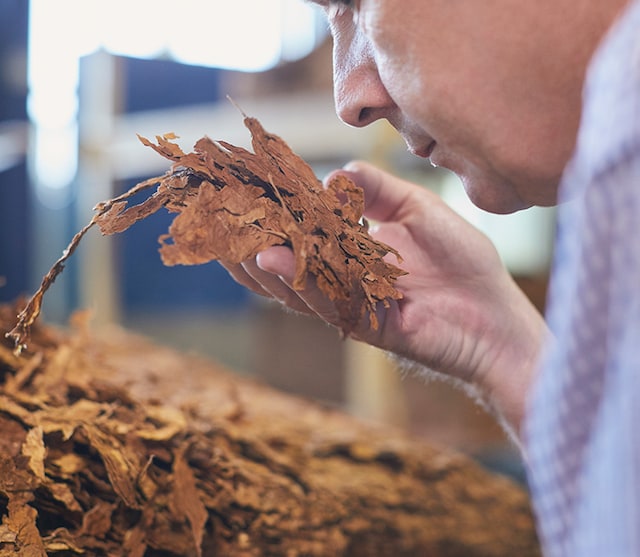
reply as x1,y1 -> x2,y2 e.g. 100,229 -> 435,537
168,0 -> 283,71
27,0 -> 326,207
281,0 -> 320,62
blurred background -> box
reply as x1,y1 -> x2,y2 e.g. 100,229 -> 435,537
0,0 -> 555,482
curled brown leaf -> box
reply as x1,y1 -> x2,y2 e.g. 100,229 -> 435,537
7,114 -> 406,353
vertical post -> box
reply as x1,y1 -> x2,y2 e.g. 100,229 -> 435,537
76,50 -> 121,325
344,339 -> 409,428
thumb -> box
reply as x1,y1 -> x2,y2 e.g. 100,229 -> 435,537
255,245 -> 296,282
330,160 -> 419,223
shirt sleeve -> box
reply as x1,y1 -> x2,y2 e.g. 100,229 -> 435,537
524,2 -> 640,555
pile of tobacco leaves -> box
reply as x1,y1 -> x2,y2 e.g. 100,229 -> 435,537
0,303 -> 541,557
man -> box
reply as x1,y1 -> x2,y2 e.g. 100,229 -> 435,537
224,1 -> 640,555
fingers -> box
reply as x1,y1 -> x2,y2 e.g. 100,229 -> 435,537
255,247 -> 342,324
221,261 -> 273,299
221,247 -> 300,305
326,160 -> 421,223
250,246 -> 348,325
245,249 -> 313,314
223,256 -> 314,315
222,251 -> 309,314
254,245 -> 296,282
225,245 -> 344,324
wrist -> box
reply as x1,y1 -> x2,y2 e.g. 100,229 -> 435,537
474,276 -> 548,438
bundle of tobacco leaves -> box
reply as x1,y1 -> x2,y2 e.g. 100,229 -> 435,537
0,303 -> 540,556
6,113 -> 406,354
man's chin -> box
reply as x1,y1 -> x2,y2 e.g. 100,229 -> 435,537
460,175 -> 531,215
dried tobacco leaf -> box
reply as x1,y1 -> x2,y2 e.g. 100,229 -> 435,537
0,303 -> 541,556
6,113 -> 406,354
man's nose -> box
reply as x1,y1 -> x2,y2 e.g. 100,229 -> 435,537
333,39 -> 395,128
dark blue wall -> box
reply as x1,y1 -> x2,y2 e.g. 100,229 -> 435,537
0,16 -> 249,312
115,56 -> 249,312
0,0 -> 30,303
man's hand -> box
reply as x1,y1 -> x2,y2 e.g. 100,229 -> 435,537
223,161 -> 547,436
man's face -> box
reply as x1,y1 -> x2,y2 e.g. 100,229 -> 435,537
312,0 -> 589,213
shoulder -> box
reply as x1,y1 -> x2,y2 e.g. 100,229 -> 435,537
569,0 -> 640,185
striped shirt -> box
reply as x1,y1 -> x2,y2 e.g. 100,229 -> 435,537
525,1 -> 640,556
